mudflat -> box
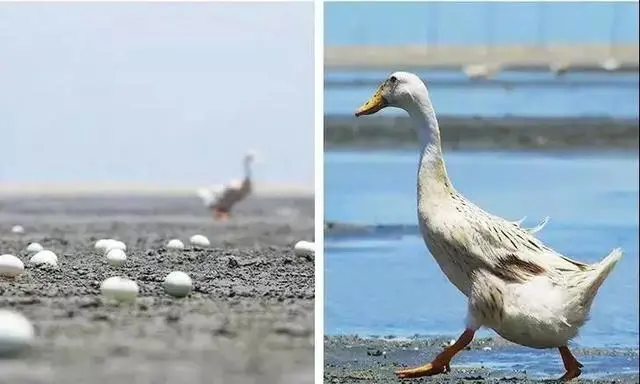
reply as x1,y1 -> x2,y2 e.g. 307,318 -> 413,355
0,194 -> 314,384
324,335 -> 639,384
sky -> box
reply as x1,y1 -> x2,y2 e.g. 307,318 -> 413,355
0,2 -> 314,189
325,2 -> 639,45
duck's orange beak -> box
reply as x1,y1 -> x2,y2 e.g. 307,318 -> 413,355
355,86 -> 388,117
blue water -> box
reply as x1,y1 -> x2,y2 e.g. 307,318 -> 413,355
324,150 -> 640,350
324,2 -> 640,117
325,71 -> 640,118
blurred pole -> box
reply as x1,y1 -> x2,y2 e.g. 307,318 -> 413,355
536,2 -> 546,52
426,2 -> 439,53
483,3 -> 494,61
609,3 -> 619,58
602,3 -> 621,71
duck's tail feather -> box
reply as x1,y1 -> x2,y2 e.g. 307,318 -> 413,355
526,216 -> 550,234
196,185 -> 225,208
196,188 -> 215,207
511,216 -> 550,234
583,248 -> 623,307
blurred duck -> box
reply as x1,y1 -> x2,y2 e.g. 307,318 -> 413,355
196,151 -> 255,221
354,71 -> 622,381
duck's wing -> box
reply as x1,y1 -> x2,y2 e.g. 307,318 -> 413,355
213,184 -> 245,210
448,199 -> 590,284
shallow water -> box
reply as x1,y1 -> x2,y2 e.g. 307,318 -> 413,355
324,149 -> 639,350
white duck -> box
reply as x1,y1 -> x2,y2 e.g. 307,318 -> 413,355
207,151 -> 255,220
355,72 -> 622,381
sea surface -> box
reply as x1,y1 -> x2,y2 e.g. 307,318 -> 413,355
325,70 -> 640,118
324,149 -> 640,351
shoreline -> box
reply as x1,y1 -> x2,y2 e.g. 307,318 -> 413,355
324,335 -> 639,384
325,115 -> 640,150
324,334 -> 639,357
0,182 -> 314,199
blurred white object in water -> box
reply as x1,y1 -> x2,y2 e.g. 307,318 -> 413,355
26,242 -> 44,253
189,234 -> 210,247
11,225 -> 24,234
29,250 -> 58,267
0,310 -> 34,356
0,254 -> 25,277
462,64 -> 500,80
294,241 -> 315,257
550,61 -> 570,76
100,277 -> 139,302
601,57 -> 620,71
106,249 -> 127,266
163,271 -> 193,298
167,239 -> 185,250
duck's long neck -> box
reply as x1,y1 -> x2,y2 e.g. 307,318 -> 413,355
244,160 -> 252,180
406,100 -> 453,205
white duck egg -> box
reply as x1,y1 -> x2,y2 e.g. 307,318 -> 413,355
100,277 -> 139,302
163,271 -> 193,298
0,254 -> 25,278
29,250 -> 58,267
166,239 -> 184,250
95,239 -> 113,251
105,249 -> 127,266
106,240 -> 126,252
26,242 -> 44,253
10,225 -> 24,234
189,234 -> 210,247
0,310 -> 34,356
294,240 -> 315,257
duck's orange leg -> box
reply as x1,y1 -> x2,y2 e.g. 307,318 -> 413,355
395,329 -> 475,379
212,209 -> 230,221
558,346 -> 583,381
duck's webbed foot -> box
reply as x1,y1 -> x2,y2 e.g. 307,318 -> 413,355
395,361 -> 450,379
558,346 -> 583,381
395,329 -> 474,379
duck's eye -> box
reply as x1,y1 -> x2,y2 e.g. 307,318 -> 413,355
389,76 -> 397,83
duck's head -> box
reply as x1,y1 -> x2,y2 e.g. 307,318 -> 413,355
244,151 -> 256,164
355,71 -> 428,117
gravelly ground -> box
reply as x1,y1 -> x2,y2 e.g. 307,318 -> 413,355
0,194 -> 314,384
324,336 -> 639,384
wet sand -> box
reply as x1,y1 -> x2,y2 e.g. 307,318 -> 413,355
324,336 -> 639,384
0,194 -> 314,384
